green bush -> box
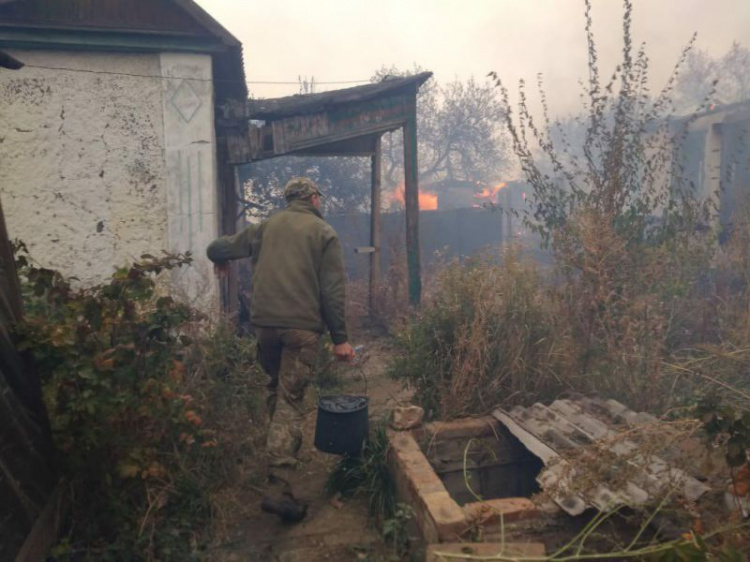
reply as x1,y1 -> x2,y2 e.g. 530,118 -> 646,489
389,251 -> 572,420
14,246 -> 263,560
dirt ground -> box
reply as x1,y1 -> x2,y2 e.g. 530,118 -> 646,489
212,334 -> 411,562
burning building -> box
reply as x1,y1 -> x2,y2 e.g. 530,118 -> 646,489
331,178 -> 534,280
387,178 -> 529,213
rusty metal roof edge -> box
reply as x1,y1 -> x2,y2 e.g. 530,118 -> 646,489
172,0 -> 241,47
0,0 -> 241,48
247,71 -> 433,120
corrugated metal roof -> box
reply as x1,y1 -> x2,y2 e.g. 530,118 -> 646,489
247,72 -> 433,121
493,397 -> 709,516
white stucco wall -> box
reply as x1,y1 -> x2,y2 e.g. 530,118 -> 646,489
0,49 -> 219,312
159,53 -> 220,312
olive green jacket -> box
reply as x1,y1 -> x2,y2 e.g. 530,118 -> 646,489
206,201 -> 348,344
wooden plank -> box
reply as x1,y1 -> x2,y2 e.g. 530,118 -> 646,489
369,136 -> 382,314
403,102 -> 421,306
293,134 -> 379,157
0,195 -> 23,322
259,96 -> 411,158
1,195 -> 57,560
238,118 -> 404,164
14,480 -> 65,562
505,188 -> 512,242
214,133 -> 238,316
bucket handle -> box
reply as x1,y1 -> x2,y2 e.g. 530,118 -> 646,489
320,348 -> 369,397
353,361 -> 368,397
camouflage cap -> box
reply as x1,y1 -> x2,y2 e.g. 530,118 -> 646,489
283,177 -> 323,202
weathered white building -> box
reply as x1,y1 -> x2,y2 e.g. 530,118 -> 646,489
680,100 -> 750,229
0,0 -> 247,312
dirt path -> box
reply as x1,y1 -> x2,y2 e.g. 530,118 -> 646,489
215,336 -> 410,562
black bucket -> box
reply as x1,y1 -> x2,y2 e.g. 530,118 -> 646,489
314,395 -> 369,455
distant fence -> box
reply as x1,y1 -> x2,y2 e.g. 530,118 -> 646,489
328,207 -> 507,279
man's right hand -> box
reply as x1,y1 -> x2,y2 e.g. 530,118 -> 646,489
333,342 -> 356,362
214,263 -> 229,278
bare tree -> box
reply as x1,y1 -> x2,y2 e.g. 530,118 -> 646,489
238,156 -> 370,221
674,41 -> 750,112
373,66 -> 509,190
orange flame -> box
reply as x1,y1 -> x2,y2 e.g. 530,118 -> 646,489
474,182 -> 507,202
392,183 -> 438,211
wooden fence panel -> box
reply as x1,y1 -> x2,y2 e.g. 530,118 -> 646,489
0,196 -> 57,561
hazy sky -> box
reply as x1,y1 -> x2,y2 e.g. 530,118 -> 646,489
195,0 -> 750,116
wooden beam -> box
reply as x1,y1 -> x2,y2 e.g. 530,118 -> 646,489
227,165 -> 240,317
403,106 -> 421,306
14,480 -> 66,562
292,134 -> 379,158
215,134 -> 239,317
0,195 -> 23,322
239,119 -> 406,164
505,189 -> 513,244
369,136 -> 382,314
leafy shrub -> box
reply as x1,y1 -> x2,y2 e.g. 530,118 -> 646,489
389,251 -> 573,420
14,246 -> 263,560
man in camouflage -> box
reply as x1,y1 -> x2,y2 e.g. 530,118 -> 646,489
206,177 -> 354,521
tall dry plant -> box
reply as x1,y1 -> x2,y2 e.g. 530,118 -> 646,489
491,0 -> 715,246
487,0 -> 719,411
391,0 -> 750,421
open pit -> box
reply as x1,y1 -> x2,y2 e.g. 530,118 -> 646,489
387,417 -> 546,548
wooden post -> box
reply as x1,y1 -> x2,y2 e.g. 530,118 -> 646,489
369,136 -> 382,314
505,188 -> 513,244
702,122 -> 724,227
0,196 -> 23,323
215,134 -> 239,317
227,164 -> 240,317
498,201 -> 504,247
403,103 -> 421,306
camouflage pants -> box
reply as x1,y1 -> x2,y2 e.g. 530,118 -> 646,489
256,327 -> 319,470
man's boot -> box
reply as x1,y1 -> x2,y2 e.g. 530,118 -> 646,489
260,493 -> 308,523
261,472 -> 308,523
